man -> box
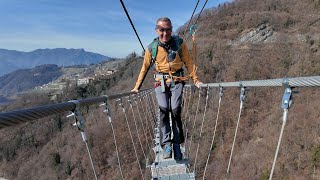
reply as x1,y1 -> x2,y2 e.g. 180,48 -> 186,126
131,17 -> 202,160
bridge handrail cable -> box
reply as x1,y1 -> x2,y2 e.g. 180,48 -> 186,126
185,76 -> 320,88
0,88 -> 152,129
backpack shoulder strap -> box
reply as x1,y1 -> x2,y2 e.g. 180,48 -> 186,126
172,35 -> 184,61
147,38 -> 159,69
172,35 -> 183,46
147,38 -> 158,61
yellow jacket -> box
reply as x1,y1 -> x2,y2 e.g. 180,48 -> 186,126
134,37 -> 199,90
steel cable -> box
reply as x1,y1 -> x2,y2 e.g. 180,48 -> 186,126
184,0 -> 209,41
147,92 -> 157,125
103,104 -> 124,180
146,92 -> 157,131
119,0 -> 145,52
181,87 -> 193,158
203,88 -> 223,179
187,87 -> 202,158
183,87 -> 193,119
193,86 -> 210,174
225,90 -> 245,179
119,100 -> 145,180
192,76 -> 320,88
182,0 -> 201,40
84,137 -> 98,180
134,96 -> 152,157
143,92 -> 154,134
140,95 -> 153,146
129,100 -> 147,164
269,110 -> 288,180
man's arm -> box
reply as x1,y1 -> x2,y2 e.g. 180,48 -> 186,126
180,42 -> 202,87
131,49 -> 153,92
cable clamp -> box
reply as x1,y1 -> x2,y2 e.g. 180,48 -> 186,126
206,85 -> 210,100
127,95 -> 132,104
198,86 -> 202,97
67,100 -> 86,141
189,24 -> 197,36
219,85 -> 224,97
116,98 -> 125,112
239,82 -> 246,103
282,78 -> 293,110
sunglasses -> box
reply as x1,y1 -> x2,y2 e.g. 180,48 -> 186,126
156,26 -> 172,32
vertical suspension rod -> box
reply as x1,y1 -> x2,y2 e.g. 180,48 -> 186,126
203,86 -> 223,179
67,100 -> 98,180
194,86 -> 210,174
118,98 -> 145,180
134,95 -> 152,156
187,87 -> 202,158
269,82 -> 293,180
225,86 -> 246,179
101,101 -> 124,179
128,97 -> 147,164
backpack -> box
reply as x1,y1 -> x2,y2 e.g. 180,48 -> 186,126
148,35 -> 184,66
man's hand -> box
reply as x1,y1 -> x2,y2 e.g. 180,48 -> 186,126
195,81 -> 203,88
131,88 -> 139,93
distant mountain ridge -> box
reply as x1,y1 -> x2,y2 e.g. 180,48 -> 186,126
0,48 -> 110,76
0,64 -> 63,96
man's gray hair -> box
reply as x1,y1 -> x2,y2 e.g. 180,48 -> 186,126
156,17 -> 172,25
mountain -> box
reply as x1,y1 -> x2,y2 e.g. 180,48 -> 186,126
0,58 -> 125,97
0,0 -> 320,180
0,64 -> 63,96
0,48 -> 110,76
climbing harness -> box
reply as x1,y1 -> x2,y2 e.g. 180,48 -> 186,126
154,71 -> 183,92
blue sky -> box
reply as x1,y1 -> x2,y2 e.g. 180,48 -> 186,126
0,0 -> 231,58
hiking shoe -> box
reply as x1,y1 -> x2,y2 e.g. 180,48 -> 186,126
163,144 -> 172,159
173,143 -> 182,161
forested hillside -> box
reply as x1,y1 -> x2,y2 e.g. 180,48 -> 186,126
0,0 -> 319,179
0,48 -> 110,76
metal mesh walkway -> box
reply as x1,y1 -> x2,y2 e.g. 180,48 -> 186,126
1,76 -> 320,179
150,110 -> 195,180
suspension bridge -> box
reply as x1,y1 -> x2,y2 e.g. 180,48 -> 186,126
0,76 -> 319,179
1,0 -> 319,179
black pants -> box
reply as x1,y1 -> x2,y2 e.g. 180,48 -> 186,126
155,83 -> 184,146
